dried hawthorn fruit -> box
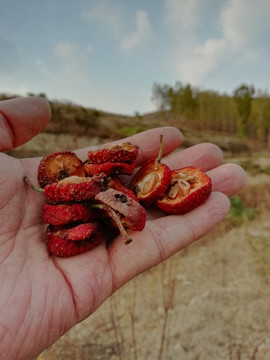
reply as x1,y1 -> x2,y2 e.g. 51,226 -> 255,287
42,203 -> 95,225
47,222 -> 99,241
108,176 -> 138,202
25,174 -> 107,202
46,229 -> 103,257
84,142 -> 138,176
156,166 -> 212,214
95,188 -> 146,232
38,151 -> 85,188
131,135 -> 171,206
87,142 -> 139,164
84,161 -> 136,176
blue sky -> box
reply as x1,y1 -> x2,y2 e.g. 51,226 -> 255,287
1,0 -> 270,115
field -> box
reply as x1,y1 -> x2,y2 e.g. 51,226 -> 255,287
8,104 -> 270,360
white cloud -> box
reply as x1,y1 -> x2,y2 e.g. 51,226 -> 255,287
121,11 -> 153,51
165,0 -> 203,31
52,42 -> 92,80
221,0 -> 270,49
82,0 -> 121,34
179,38 -> 229,84
165,0 -> 270,86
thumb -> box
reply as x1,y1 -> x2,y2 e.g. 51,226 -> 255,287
0,96 -> 51,151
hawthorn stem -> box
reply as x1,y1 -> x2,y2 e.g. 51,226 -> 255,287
91,203 -> 132,244
157,135 -> 164,163
23,176 -> 44,193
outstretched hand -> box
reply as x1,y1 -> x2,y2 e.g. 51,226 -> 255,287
0,97 -> 247,360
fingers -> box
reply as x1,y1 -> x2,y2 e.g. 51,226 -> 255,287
0,97 -> 51,151
164,142 -> 224,171
208,163 -> 247,197
76,126 -> 183,164
109,191 -> 230,290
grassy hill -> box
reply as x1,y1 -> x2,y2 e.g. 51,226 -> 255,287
5,96 -> 254,159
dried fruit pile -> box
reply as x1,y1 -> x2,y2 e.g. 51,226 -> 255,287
24,137 -> 212,257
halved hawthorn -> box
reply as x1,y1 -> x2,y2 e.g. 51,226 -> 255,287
84,161 -> 136,176
131,135 -> 171,206
38,151 -> 85,188
47,222 -> 99,241
108,176 -> 138,202
44,174 -> 107,202
156,166 -> 212,214
42,203 -> 95,225
87,142 -> 139,164
24,174 -> 107,202
84,142 -> 138,176
46,228 -> 103,257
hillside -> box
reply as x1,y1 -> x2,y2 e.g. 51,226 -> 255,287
6,97 -> 253,159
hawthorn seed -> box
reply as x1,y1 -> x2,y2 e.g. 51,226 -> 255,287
141,173 -> 159,195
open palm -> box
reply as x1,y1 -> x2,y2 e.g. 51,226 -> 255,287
0,97 -> 246,360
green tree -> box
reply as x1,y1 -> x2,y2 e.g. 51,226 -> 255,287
151,82 -> 172,111
233,84 -> 255,136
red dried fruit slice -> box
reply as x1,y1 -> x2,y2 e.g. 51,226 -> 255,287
44,174 -> 107,202
84,161 -> 136,176
46,229 -> 103,257
108,176 -> 138,202
87,142 -> 139,164
95,188 -> 146,232
131,135 -> 171,206
156,166 -> 212,214
38,151 -> 85,188
47,222 -> 99,241
42,203 -> 95,225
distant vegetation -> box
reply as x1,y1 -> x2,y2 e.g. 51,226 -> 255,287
152,82 -> 270,147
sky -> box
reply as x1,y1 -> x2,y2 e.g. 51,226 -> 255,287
1,0 -> 270,115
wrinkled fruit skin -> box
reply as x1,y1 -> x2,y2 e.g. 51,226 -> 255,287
44,174 -> 107,202
84,162 -> 136,176
131,161 -> 172,206
156,166 -> 212,214
47,222 -> 99,241
38,151 -> 85,188
84,142 -> 138,176
87,142 -> 139,164
42,203 -> 95,225
46,229 -> 103,257
108,176 -> 138,202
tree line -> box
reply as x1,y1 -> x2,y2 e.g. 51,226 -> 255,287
152,82 -> 270,147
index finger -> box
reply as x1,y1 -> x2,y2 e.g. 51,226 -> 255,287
0,97 -> 51,151
75,126 -> 183,166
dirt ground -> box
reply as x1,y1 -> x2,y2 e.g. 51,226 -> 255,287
11,132 -> 270,360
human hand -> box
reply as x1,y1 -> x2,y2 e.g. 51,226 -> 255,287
0,97 -> 246,360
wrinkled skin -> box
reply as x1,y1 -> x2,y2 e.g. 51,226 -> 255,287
0,97 -> 247,360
